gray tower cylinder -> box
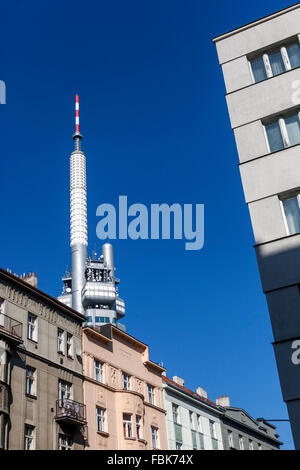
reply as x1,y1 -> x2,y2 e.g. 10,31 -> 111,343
71,244 -> 87,315
102,243 -> 115,278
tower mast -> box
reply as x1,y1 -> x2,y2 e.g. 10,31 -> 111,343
70,94 -> 87,314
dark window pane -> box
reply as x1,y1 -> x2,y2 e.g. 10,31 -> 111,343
286,43 -> 300,69
269,50 -> 285,76
282,196 -> 300,235
285,114 -> 300,146
265,121 -> 284,152
251,57 -> 267,83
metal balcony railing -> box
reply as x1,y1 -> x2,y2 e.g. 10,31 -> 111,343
56,398 -> 86,425
0,313 -> 22,342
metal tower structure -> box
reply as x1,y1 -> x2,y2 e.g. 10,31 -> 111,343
58,95 -> 126,330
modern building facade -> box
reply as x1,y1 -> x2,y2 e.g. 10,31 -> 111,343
163,376 -> 281,450
213,3 -> 300,449
58,95 -> 126,329
0,268 -> 86,449
82,324 -> 168,450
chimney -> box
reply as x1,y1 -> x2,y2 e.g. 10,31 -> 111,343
216,395 -> 230,407
24,273 -> 38,289
173,376 -> 185,387
196,386 -> 208,399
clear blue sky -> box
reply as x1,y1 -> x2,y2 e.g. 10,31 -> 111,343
0,0 -> 296,449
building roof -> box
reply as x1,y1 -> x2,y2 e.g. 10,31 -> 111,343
213,2 -> 300,43
162,375 -> 218,409
0,267 -> 86,322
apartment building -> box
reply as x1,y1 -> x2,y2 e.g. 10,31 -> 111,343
82,324 -> 167,450
213,3 -> 300,448
0,268 -> 85,449
163,376 -> 281,450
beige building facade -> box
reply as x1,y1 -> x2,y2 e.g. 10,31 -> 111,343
83,324 -> 168,450
0,269 -> 86,449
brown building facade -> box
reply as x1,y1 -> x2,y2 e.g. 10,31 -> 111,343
0,269 -> 86,449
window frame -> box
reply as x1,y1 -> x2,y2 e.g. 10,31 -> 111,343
66,333 -> 73,357
279,192 -> 300,236
239,434 -> 245,450
122,372 -> 131,390
136,415 -> 142,440
25,366 -> 36,397
94,359 -> 104,383
27,313 -> 37,342
264,111 -> 300,154
58,434 -> 73,450
123,413 -> 133,438
147,384 -> 155,405
58,379 -> 72,402
249,38 -> 300,84
24,425 -> 35,450
172,403 -> 180,424
151,425 -> 159,449
57,328 -> 64,354
96,406 -> 106,433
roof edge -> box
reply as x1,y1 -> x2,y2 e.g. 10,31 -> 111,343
213,2 -> 300,43
0,268 -> 86,322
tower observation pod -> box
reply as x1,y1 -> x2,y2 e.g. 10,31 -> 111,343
58,95 -> 126,330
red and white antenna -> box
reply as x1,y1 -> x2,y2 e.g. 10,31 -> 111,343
75,94 -> 80,134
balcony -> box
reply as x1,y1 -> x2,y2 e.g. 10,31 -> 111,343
55,398 -> 86,426
0,313 -> 23,344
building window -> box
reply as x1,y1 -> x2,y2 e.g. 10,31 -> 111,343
123,413 -> 132,438
172,403 -> 180,424
176,441 -> 182,450
197,414 -> 203,433
189,411 -> 196,430
58,435 -> 73,450
122,372 -> 131,390
94,360 -> 104,383
66,333 -> 73,357
24,425 -> 35,450
209,420 -> 216,439
96,406 -> 106,433
151,426 -> 159,449
281,194 -> 300,235
228,430 -> 233,448
258,443 -> 262,450
57,329 -> 64,354
265,112 -> 300,153
25,367 -> 36,396
147,384 -> 155,405
58,380 -> 72,403
136,415 -> 142,440
250,40 -> 300,83
27,314 -> 37,341
249,439 -> 254,450
239,435 -> 244,450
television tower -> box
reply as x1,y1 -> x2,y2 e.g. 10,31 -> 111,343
58,95 -> 126,329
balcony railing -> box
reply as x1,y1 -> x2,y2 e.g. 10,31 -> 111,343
0,313 -> 22,342
56,398 -> 86,425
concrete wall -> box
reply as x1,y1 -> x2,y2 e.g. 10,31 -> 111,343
214,3 -> 300,449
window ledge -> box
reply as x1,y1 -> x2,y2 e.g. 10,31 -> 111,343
138,438 -> 147,444
97,431 -> 109,438
124,437 -> 136,441
26,393 -> 37,400
27,338 -> 38,344
67,355 -> 73,360
58,351 -> 65,356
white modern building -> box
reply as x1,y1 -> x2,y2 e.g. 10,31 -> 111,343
213,3 -> 300,449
